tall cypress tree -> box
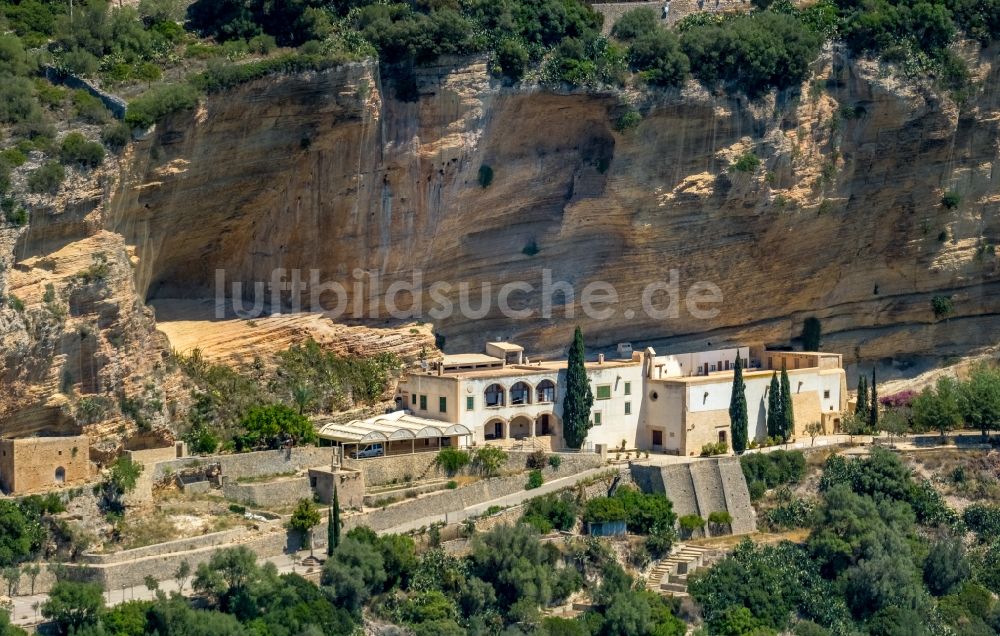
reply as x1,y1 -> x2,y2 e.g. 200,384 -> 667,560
327,485 -> 341,557
729,355 -> 749,452
856,375 -> 869,423
767,372 -> 782,439
869,367 -> 879,431
780,363 -> 794,440
563,326 -> 594,449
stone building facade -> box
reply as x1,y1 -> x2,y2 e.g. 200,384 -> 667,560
0,435 -> 91,494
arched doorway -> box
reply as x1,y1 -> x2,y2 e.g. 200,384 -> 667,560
510,382 -> 532,405
54,467 -> 65,484
510,415 -> 532,439
484,418 -> 506,440
535,413 -> 560,438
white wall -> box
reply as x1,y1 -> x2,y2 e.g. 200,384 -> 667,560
651,347 -> 750,378
582,364 -> 645,449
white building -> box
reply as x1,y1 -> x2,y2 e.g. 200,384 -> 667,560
394,342 -> 847,455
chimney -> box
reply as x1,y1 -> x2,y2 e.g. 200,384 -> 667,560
437,362 -> 443,376
598,353 -> 605,364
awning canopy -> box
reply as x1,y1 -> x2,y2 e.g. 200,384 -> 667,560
315,410 -> 472,445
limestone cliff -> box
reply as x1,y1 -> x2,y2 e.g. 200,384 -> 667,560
2,47 -> 999,437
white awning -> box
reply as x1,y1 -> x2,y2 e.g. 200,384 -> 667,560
315,410 -> 472,444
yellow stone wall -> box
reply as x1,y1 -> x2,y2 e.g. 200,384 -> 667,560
0,436 -> 90,494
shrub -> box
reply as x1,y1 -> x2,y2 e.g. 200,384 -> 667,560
101,122 -> 131,152
526,450 -> 547,470
125,83 -> 199,128
680,11 -> 822,97
628,29 -> 690,87
740,450 -> 806,488
763,496 -> 815,530
583,497 -> 626,524
548,455 -> 562,470
445,480 -> 458,489
678,514 -> 705,538
701,441 -> 728,456
228,503 -> 246,514
27,160 -> 64,194
72,90 -> 109,124
477,164 -> 493,188
526,469 -> 543,490
521,493 -> 577,532
732,151 -> 761,173
941,190 -> 961,209
2,198 -> 28,226
612,8 -> 659,41
932,295 -> 954,319
708,510 -> 732,526
59,132 -> 105,168
473,446 -> 507,477
963,504 -> 1000,543
614,109 -> 641,131
436,448 -> 471,475
749,479 -> 766,501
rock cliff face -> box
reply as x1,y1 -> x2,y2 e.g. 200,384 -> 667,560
2,48 -> 999,437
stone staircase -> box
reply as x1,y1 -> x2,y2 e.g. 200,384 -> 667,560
645,544 -> 723,597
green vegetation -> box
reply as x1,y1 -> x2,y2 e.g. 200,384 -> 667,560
767,371 -> 783,440
942,190 -> 962,209
563,326 -> 594,449
741,449 -> 806,499
525,469 -> 544,490
27,160 -> 64,194
288,498 -> 322,552
124,83 -> 200,128
614,109 -> 642,132
58,132 -> 105,168
932,294 -> 954,319
236,403 -> 317,451
700,441 -> 728,456
729,354 -> 749,453
435,448 -> 470,475
472,446 -> 507,477
521,492 -> 577,533
731,151 -> 762,173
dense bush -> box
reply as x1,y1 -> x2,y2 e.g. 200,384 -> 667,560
522,493 -> 577,533
101,122 -> 132,152
614,486 -> 676,534
627,29 -> 689,87
741,450 -> 806,490
611,7 -> 660,41
27,160 -> 65,194
436,448 -> 471,475
59,132 -> 105,168
525,469 -> 544,490
125,83 -> 200,128
701,441 -> 728,456
583,496 -> 626,524
963,503 -> 1000,543
680,11 -> 822,97
235,403 -> 317,450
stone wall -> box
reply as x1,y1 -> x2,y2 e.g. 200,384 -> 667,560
309,468 -> 365,508
44,66 -> 128,118
151,447 -> 332,481
344,449 -> 600,487
222,477 -> 312,508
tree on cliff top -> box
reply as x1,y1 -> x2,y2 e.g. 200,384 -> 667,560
868,368 -> 878,432
730,355 -> 749,453
563,326 -> 594,449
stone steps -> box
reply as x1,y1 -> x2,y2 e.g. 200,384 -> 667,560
651,543 -> 723,597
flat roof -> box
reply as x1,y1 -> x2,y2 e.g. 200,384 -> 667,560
315,410 -> 472,444
487,342 -> 524,351
650,365 -> 843,385
407,357 -> 641,381
441,353 -> 502,365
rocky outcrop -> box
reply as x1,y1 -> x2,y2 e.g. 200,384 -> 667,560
3,46 -> 999,438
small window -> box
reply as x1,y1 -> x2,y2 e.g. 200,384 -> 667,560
650,391 -> 658,401
824,390 -> 830,399
419,395 -> 427,410
466,396 -> 474,411
593,411 -> 602,426
624,381 -> 631,396
624,401 -> 632,415
439,397 -> 447,413
595,385 -> 612,400
411,394 -> 417,406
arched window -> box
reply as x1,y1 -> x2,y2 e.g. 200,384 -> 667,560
54,467 -> 66,484
536,379 -> 556,403
484,384 -> 505,408
510,382 -> 532,405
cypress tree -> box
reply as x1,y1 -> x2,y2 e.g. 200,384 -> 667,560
780,363 -> 794,440
869,367 -> 879,431
328,485 -> 341,557
767,372 -> 782,439
562,326 -> 594,449
856,375 -> 869,423
729,355 -> 749,452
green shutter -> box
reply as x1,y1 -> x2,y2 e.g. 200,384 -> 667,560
625,401 -> 631,415
624,381 -> 631,396
419,395 -> 427,410
596,385 -> 611,400
439,397 -> 447,413
466,396 -> 474,411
